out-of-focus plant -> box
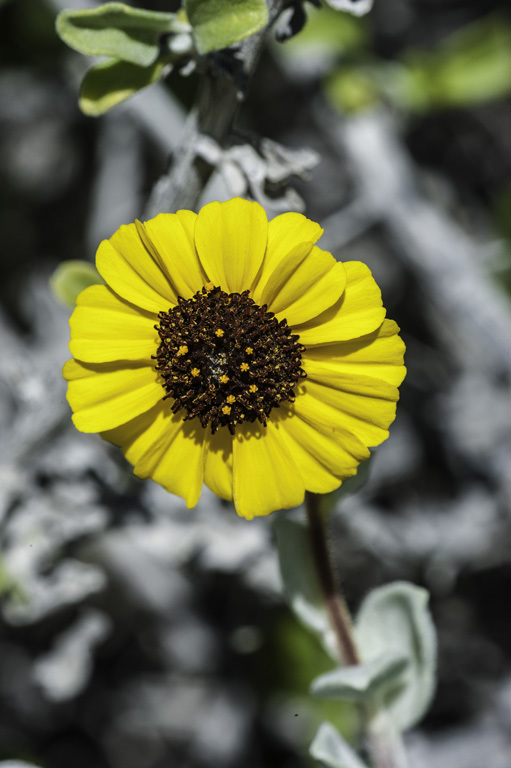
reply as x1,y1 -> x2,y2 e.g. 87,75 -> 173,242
51,260 -> 104,307
277,6 -> 511,114
330,13 -> 511,113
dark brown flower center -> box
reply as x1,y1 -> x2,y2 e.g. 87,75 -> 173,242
154,284 -> 306,434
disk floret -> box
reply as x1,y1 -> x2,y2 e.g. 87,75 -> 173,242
154,285 -> 306,433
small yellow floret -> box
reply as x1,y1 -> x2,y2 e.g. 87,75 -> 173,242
245,347 -> 253,355
177,345 -> 188,356
219,374 -> 230,384
222,405 -> 232,415
226,395 -> 236,404
191,367 -> 200,377
240,362 -> 250,372
249,384 -> 258,393
215,328 -> 224,337
205,282 -> 215,292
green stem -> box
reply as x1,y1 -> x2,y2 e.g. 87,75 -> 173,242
305,492 -> 409,768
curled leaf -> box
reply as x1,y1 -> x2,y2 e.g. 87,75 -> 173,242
311,651 -> 408,702
356,582 -> 437,730
79,58 -> 169,116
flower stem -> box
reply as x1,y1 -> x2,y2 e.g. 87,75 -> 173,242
305,492 -> 359,665
304,492 -> 409,768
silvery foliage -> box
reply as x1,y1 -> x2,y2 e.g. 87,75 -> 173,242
0,763 -> 42,768
311,651 -> 409,703
0,281 -> 110,626
33,609 -> 111,701
196,134 -> 320,213
355,583 -> 437,730
310,721 -> 369,768
323,0 -> 373,16
275,515 -> 437,737
0,274 -> 276,768
274,515 -> 339,659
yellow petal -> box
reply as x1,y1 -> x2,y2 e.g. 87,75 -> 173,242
69,284 -> 159,363
254,211 -> 323,293
279,404 -> 369,489
134,416 -> 205,508
96,222 -> 175,312
258,241 -> 314,307
204,427 -> 233,501
257,241 -> 346,325
295,261 -> 386,344
277,261 -> 347,327
277,416 -> 342,494
142,211 -> 207,299
102,402 -> 206,508
64,358 -> 163,433
303,319 -> 406,387
194,198 -> 268,293
232,419 -> 305,519
294,372 -> 399,448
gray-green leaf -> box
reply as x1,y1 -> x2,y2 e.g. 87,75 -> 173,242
311,651 -> 408,702
274,516 -> 338,659
56,3 -> 177,66
185,0 -> 268,55
50,261 -> 104,307
310,722 -> 369,768
79,58 -> 168,116
355,582 -> 437,730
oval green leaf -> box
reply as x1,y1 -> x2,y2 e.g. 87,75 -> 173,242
185,0 -> 268,55
56,2 -> 177,66
50,260 -> 104,307
79,58 -> 168,116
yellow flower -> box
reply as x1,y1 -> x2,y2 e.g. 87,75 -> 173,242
64,198 -> 405,519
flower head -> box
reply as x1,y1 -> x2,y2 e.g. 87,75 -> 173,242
64,198 -> 405,519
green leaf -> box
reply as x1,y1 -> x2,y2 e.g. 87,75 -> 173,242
355,582 -> 437,730
185,0 -> 268,55
326,14 -> 511,115
274,516 -> 338,659
275,5 -> 367,68
310,722 -> 369,768
50,260 -> 104,307
79,58 -> 168,116
56,2 -> 177,66
324,68 -> 380,114
311,651 -> 408,703
398,14 -> 511,111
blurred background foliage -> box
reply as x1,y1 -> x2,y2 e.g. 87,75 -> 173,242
1,1 -> 511,767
